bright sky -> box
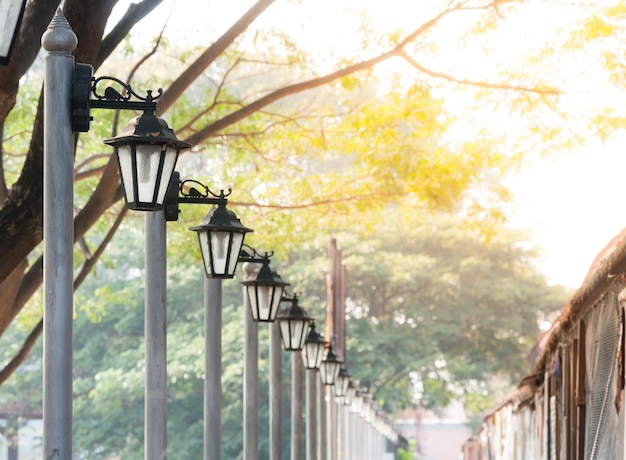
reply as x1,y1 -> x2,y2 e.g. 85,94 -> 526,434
108,0 -> 626,289
505,140 -> 626,289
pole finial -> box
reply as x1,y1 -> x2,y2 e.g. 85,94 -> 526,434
41,8 -> 77,53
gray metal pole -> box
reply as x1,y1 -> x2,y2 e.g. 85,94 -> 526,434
42,9 -> 77,460
328,392 -> 336,460
243,266 -> 259,460
204,278 -> 222,460
305,371 -> 317,460
145,211 -> 167,460
291,354 -> 304,460
317,384 -> 327,460
270,321 -> 282,460
336,402 -> 342,460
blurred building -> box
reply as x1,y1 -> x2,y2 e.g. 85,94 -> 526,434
396,403 -> 471,460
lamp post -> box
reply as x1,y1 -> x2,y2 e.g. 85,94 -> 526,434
291,352 -> 305,460
242,263 -> 259,460
42,13 -> 77,459
300,322 -> 325,460
238,248 -> 289,460
165,173 -> 259,460
306,369 -> 318,460
333,367 -> 348,460
270,294 -> 311,460
43,10 -> 191,459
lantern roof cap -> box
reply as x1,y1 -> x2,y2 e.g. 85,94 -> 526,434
276,295 -> 312,321
189,201 -> 253,234
104,111 -> 191,149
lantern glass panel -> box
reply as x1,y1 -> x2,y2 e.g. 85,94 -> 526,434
268,285 -> 284,319
116,144 -> 134,203
227,232 -> 245,275
135,143 -> 162,203
196,231 -> 211,277
209,230 -> 231,275
246,284 -> 261,320
155,146 -> 178,205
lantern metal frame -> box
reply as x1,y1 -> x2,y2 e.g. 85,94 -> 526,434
301,321 -> 326,370
239,245 -> 289,322
275,293 -> 313,352
72,63 -> 190,211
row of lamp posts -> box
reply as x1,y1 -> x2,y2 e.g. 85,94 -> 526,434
42,9 -> 401,460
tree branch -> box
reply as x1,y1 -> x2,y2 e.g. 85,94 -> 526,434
97,0 -> 165,66
157,0 -> 277,114
0,318 -> 42,386
399,50 -> 560,95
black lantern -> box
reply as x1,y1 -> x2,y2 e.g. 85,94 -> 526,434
276,295 -> 312,351
190,198 -> 252,279
360,395 -> 374,421
333,366 -> 351,398
350,389 -> 364,414
319,342 -> 342,385
104,111 -> 190,211
343,380 -> 357,407
241,257 -> 289,322
301,322 -> 326,370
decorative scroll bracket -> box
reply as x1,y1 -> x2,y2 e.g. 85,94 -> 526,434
164,171 -> 231,222
71,63 -> 161,132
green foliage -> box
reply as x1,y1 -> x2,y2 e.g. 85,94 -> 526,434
281,210 -> 568,417
398,439 -> 418,460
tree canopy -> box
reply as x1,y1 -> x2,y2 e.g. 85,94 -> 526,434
0,0 -> 623,414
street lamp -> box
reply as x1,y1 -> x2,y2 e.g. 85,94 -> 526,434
188,195 -> 252,279
319,342 -> 342,385
333,366 -> 351,399
343,380 -> 357,407
301,322 -> 326,370
276,294 -> 312,351
240,249 -> 289,322
72,64 -> 190,211
104,111 -> 189,211
42,11 -> 193,460
165,172 -> 254,460
164,173 -> 253,280
351,389 -> 364,414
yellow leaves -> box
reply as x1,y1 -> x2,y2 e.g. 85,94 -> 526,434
585,14 -> 615,40
339,74 -> 361,90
